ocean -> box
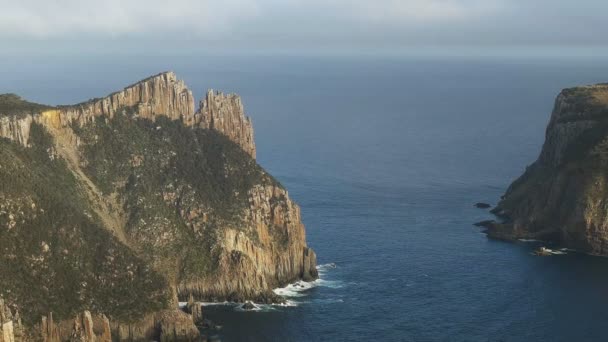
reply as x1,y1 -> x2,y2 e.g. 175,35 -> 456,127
4,53 -> 608,341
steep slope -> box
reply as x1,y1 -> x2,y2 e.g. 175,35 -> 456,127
0,72 -> 317,335
487,84 -> 608,255
0,123 -> 169,326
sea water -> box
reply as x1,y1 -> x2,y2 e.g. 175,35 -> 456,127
4,53 -> 608,341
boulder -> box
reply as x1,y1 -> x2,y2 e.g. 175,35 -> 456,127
241,302 -> 256,311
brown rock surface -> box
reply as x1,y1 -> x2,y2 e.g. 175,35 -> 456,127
196,90 -> 256,158
177,184 -> 317,302
0,72 -> 256,158
158,310 -> 200,342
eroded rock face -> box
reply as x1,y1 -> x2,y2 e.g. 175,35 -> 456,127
490,84 -> 608,255
177,184 -> 317,302
0,115 -> 33,146
196,90 -> 256,158
185,295 -> 203,326
0,299 -> 21,342
158,310 -> 200,342
0,72 -> 256,158
59,72 -> 195,126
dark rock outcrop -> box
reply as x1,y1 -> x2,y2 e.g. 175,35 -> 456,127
489,84 -> 608,254
241,302 -> 255,311
185,295 -> 203,326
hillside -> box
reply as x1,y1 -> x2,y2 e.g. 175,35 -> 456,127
0,72 -> 317,341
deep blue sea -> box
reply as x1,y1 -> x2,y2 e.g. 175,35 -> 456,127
4,53 -> 608,341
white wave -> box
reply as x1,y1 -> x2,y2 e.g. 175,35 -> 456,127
518,239 -> 540,242
273,280 -> 317,298
186,261 -> 342,311
313,278 -> 344,289
200,301 -> 233,306
273,261 -> 342,298
317,263 -> 337,272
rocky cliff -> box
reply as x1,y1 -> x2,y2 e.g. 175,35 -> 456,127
0,72 -> 256,158
486,84 -> 608,255
0,72 -> 316,339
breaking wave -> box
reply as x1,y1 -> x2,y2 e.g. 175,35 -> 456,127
186,262 -> 342,311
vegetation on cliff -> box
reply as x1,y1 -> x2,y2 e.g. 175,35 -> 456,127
74,113 -> 275,281
0,123 -> 169,325
488,84 -> 608,255
0,94 -> 54,117
0,72 -> 317,333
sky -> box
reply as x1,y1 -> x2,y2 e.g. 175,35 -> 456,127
0,0 -> 606,54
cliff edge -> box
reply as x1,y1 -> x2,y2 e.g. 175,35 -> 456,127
487,84 -> 608,255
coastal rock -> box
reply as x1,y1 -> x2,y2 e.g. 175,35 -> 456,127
196,90 -> 256,158
186,295 -> 203,325
58,71 -> 195,125
241,302 -> 255,310
0,72 -> 256,158
177,184 -> 317,302
474,202 -> 491,209
158,310 -> 200,342
0,72 -> 316,336
490,84 -> 608,254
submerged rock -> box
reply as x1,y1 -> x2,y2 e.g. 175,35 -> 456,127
473,220 -> 496,228
242,302 -> 256,311
475,202 -> 491,209
534,247 -> 553,256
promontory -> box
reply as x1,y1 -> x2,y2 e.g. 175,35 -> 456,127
0,72 -> 318,341
483,83 -> 608,256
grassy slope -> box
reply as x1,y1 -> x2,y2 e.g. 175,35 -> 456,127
0,123 -> 169,324
75,114 -> 277,282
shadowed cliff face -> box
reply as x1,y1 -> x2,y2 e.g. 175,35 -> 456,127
0,72 -> 316,331
490,84 -> 608,255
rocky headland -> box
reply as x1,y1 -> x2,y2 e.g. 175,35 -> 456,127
0,72 -> 317,341
481,84 -> 608,255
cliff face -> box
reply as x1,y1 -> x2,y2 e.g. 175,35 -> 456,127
489,84 -> 608,255
177,183 -> 317,302
196,90 -> 256,158
0,72 -> 256,159
0,72 -> 315,336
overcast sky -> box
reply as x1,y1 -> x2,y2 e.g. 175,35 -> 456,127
1,0 -> 606,53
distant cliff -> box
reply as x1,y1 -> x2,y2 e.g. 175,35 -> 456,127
0,72 -> 316,339
486,84 -> 608,255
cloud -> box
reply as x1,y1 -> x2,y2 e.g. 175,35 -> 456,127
0,0 -> 606,48
0,0 -> 501,36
